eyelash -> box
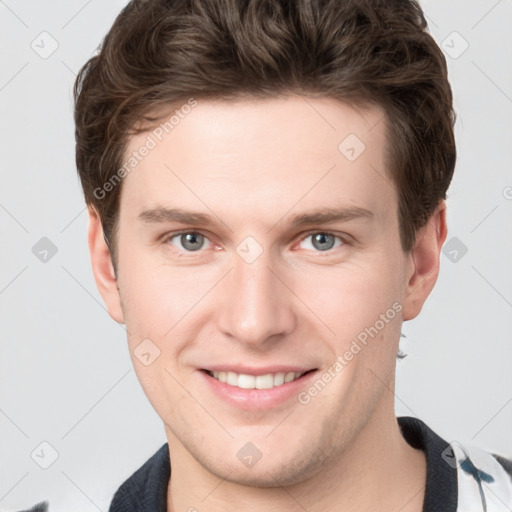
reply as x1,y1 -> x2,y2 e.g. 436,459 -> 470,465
162,230 -> 348,255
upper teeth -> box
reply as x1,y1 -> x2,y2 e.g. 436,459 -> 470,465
211,371 -> 305,389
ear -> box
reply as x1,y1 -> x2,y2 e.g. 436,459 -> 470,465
87,207 -> 125,324
402,201 -> 448,321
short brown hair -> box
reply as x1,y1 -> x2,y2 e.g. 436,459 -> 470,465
74,0 -> 456,269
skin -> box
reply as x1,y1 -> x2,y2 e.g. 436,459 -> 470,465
88,94 -> 447,511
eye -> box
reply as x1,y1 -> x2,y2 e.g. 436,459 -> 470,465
166,231 -> 212,252
298,232 -> 344,252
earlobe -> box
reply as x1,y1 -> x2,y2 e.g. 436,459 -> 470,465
402,202 -> 448,321
87,207 -> 125,324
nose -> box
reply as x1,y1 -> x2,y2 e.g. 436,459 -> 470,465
216,248 -> 297,348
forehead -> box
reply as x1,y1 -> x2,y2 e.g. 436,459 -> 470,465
120,95 -> 396,227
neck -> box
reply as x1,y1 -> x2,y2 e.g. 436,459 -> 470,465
166,399 -> 426,512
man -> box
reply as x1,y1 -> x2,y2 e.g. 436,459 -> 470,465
68,0 -> 511,510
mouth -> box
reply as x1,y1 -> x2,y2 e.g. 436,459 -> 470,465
198,366 -> 319,410
201,368 -> 317,390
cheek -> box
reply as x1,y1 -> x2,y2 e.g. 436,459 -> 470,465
117,249 -> 223,359
293,257 -> 404,336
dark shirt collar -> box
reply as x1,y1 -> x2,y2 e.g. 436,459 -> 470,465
398,416 -> 457,512
109,416 -> 457,512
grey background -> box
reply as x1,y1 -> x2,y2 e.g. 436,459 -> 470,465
1,1 -> 511,510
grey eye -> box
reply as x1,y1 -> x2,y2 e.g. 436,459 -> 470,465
171,232 -> 206,251
181,233 -> 204,251
298,232 -> 344,252
311,233 -> 337,251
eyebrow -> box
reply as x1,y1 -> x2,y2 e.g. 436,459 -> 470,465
137,205 -> 373,228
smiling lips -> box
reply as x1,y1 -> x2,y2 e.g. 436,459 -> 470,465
202,366 -> 317,390
205,370 -> 307,389
200,366 -> 318,409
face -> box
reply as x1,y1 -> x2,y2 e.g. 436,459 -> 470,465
90,95 -> 442,487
